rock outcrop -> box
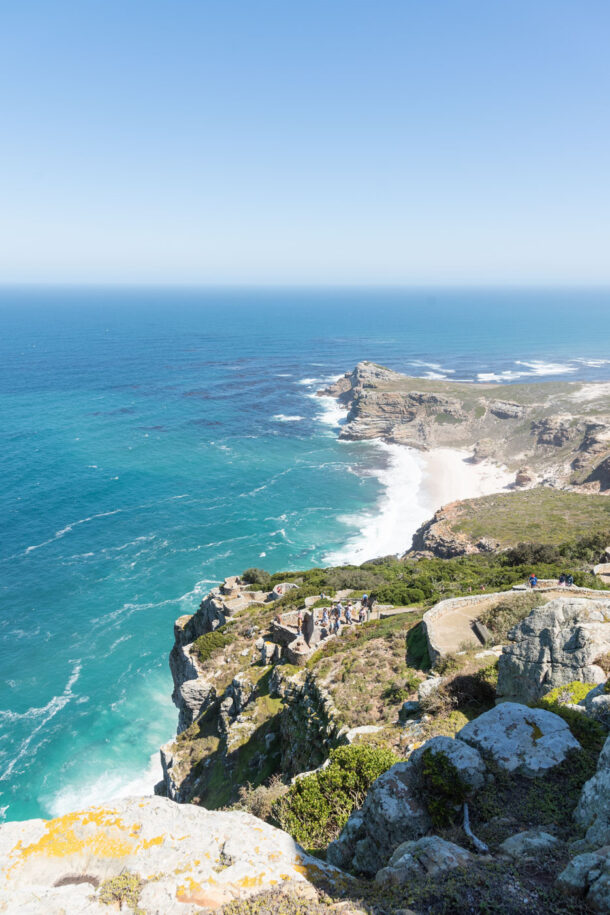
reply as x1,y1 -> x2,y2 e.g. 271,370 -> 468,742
0,796 -> 347,914
557,847 -> 610,912
456,703 -> 581,777
327,735 -> 485,875
575,734 -> 610,848
497,598 -> 610,703
375,836 -> 475,887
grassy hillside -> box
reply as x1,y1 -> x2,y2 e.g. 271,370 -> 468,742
450,488 -> 610,547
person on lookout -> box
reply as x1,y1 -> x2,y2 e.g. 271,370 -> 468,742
529,574 -> 538,588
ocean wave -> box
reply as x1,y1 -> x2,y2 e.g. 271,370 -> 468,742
477,360 -> 578,383
574,358 -> 610,367
272,414 -> 304,422
24,509 -> 121,555
409,360 -> 455,374
308,393 -> 349,428
515,360 -> 577,376
0,661 -> 81,783
44,750 -> 163,819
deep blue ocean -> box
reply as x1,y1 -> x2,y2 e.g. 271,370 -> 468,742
1,287 -> 610,823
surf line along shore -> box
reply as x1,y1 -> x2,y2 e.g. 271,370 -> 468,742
312,386 -> 512,566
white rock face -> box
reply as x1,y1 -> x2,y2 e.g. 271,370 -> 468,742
497,598 -> 610,703
375,836 -> 474,886
575,734 -> 610,847
0,796 -> 346,914
457,703 -> 580,777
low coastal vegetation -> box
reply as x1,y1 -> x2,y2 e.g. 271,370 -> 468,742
273,745 -> 399,852
446,488 -> 610,550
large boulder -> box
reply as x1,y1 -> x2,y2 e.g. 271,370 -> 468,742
557,848 -> 610,912
326,760 -> 431,875
327,735 -> 485,876
375,836 -> 474,887
497,598 -> 610,703
575,734 -> 610,847
457,703 -> 580,777
0,796 -> 346,914
581,682 -> 610,729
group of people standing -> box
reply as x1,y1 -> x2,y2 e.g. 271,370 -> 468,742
295,593 -> 373,637
528,572 -> 574,588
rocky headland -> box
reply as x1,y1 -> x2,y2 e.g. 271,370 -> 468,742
320,361 -> 610,491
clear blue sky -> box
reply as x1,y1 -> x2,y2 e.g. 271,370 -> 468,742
1,1 -> 609,285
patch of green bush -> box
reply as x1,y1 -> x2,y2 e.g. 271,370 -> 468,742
272,744 -> 399,851
420,748 -> 469,827
193,626 -> 236,665
406,621 -> 430,669
479,593 -> 546,641
99,872 -> 143,913
539,681 -> 596,707
242,567 -> 272,588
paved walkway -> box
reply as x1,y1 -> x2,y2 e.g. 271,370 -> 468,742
425,584 -> 610,660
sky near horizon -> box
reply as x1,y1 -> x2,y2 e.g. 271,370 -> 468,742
1,1 -> 609,286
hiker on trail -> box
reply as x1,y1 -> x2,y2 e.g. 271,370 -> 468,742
529,574 -> 538,589
361,594 -> 368,609
345,604 -> 353,624
358,604 -> 366,623
321,607 -> 329,628
567,573 -> 574,586
559,573 -> 566,586
297,609 -> 303,632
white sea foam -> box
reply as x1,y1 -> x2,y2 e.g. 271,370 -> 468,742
478,360 -> 578,383
25,509 -> 121,554
409,361 -> 455,374
45,750 -> 163,818
515,360 -> 577,376
309,393 -> 349,428
0,661 -> 82,783
272,414 -> 304,422
323,445 -> 512,566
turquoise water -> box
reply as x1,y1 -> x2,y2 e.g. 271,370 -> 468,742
1,287 -> 610,822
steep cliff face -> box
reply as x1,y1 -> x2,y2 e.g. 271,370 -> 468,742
159,578 -> 352,807
320,361 -> 610,489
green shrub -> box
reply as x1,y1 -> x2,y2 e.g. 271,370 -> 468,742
272,744 -> 399,851
539,681 -> 596,707
406,621 -> 430,669
242,567 -> 272,588
420,749 -> 469,827
373,583 -> 425,606
382,669 -> 419,704
193,626 -> 236,665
